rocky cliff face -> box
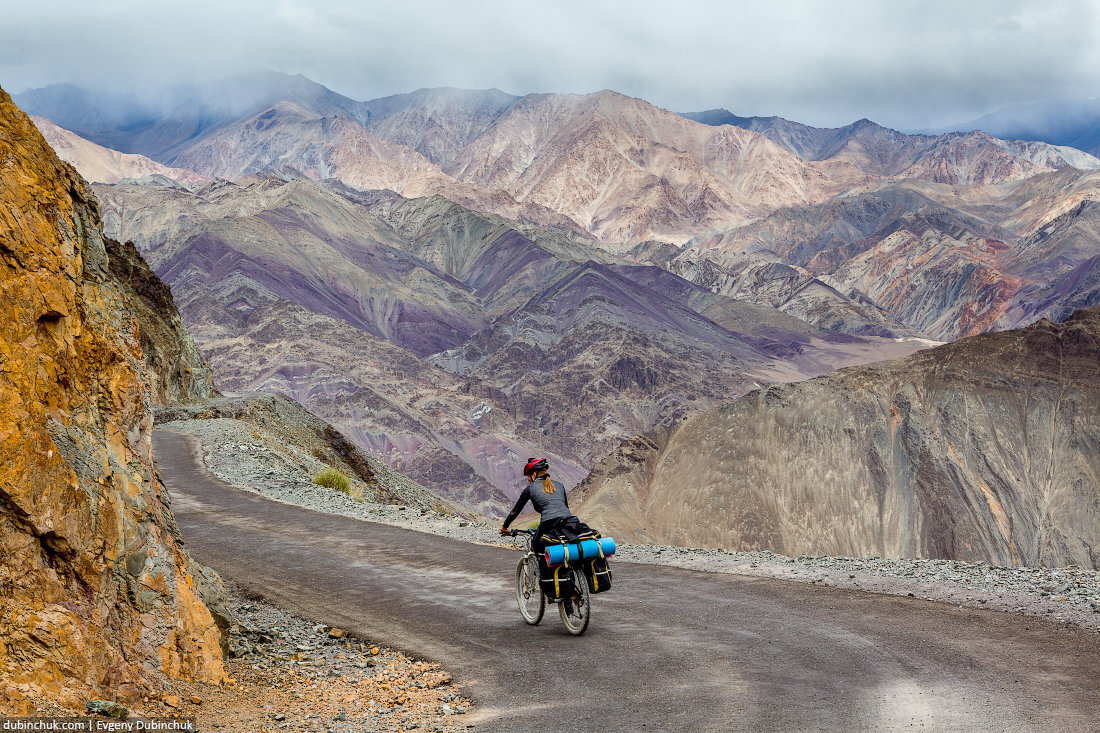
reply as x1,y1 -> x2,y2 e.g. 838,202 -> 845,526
105,236 -> 217,405
0,88 -> 225,713
574,308 -> 1100,569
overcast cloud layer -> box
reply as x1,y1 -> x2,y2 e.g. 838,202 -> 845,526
3,0 -> 1099,130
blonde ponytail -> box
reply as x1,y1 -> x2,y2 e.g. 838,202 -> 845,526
540,475 -> 556,494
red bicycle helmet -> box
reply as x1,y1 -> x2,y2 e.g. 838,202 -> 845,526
523,457 -> 549,476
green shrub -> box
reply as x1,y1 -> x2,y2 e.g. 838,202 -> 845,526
314,467 -> 351,494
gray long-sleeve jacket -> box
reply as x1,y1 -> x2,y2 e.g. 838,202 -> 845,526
502,476 -> 571,528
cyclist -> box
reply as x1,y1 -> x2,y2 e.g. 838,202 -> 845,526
502,457 -> 597,618
499,457 -> 577,551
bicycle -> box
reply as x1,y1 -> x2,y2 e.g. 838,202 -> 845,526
508,529 -> 591,635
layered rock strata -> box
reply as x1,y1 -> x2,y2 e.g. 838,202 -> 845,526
0,88 -> 225,713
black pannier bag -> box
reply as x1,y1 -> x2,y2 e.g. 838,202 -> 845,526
554,516 -> 596,542
584,554 -> 613,594
538,555 -> 575,601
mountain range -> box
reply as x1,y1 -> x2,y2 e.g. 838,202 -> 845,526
18,72 -> 1100,518
19,72 -> 1100,245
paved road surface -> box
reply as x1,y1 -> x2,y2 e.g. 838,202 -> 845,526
155,430 -> 1100,732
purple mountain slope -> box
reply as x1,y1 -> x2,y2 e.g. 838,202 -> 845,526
96,174 -> 928,511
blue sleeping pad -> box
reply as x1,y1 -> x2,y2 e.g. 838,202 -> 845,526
544,537 -> 616,566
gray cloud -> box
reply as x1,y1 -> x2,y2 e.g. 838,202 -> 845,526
2,0 -> 1098,129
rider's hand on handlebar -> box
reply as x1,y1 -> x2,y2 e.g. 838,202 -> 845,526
500,526 -> 510,536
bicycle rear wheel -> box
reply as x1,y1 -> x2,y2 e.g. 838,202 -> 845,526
516,554 -> 545,624
558,566 -> 590,635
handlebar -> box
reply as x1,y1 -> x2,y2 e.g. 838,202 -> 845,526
506,528 -> 537,537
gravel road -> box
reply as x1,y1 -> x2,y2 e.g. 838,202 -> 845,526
163,417 -> 1100,632
157,428 -> 1100,732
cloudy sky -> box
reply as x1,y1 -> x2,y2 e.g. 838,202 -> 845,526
3,0 -> 1099,130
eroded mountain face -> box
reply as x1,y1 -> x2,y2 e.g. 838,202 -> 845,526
662,173 -> 1100,341
26,77 -> 1100,349
92,176 -> 929,512
106,236 -> 218,406
0,88 -> 225,713
574,307 -> 1100,569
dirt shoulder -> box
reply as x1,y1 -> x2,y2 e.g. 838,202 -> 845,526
9,588 -> 473,733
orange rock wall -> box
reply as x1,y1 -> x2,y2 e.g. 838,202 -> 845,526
0,87 -> 224,713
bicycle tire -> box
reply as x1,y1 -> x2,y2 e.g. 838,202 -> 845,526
516,554 -> 545,625
558,566 -> 590,635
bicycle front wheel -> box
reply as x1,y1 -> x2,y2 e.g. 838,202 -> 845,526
516,554 -> 545,625
558,567 -> 591,635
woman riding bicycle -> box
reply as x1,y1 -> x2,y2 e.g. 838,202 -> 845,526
502,457 -> 602,634
499,457 -> 578,553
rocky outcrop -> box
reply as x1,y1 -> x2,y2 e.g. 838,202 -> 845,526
0,88 -> 225,713
105,237 -> 217,405
574,308 -> 1100,569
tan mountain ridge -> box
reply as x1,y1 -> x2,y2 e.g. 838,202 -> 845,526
165,100 -> 587,236
573,307 -> 1100,569
31,115 -> 210,186
28,77 -> 1100,251
444,90 -> 855,243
